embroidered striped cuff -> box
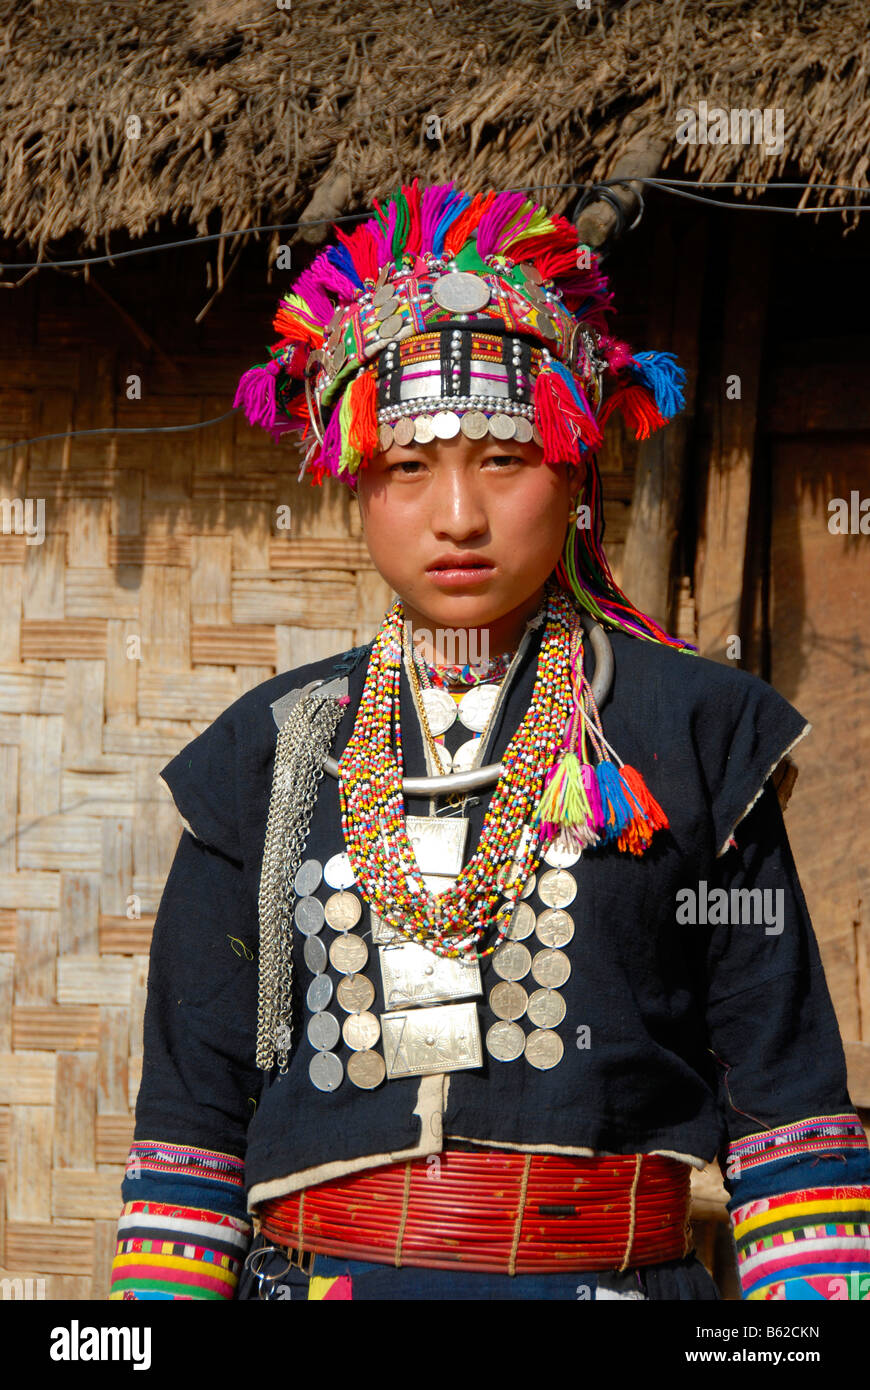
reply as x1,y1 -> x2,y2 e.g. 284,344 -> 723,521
110,1199 -> 252,1300
731,1184 -> 870,1300
726,1113 -> 867,1180
110,1141 -> 251,1300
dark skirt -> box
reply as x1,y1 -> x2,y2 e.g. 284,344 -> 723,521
237,1230 -> 720,1301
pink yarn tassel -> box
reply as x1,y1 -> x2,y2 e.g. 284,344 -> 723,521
233,360 -> 281,430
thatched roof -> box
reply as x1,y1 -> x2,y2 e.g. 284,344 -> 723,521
1,0 -> 867,256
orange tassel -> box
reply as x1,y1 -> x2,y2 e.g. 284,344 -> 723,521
348,370 -> 379,456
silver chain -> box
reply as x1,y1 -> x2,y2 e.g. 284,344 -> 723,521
256,691 -> 345,1073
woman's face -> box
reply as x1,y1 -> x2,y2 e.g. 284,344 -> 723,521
355,434 -> 580,633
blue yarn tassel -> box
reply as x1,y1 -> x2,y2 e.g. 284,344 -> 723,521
629,351 -> 686,419
595,760 -> 634,843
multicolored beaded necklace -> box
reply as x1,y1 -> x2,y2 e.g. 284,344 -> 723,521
416,650 -> 515,691
338,588 -> 580,960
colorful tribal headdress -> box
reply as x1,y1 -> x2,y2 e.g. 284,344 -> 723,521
235,181 -> 692,650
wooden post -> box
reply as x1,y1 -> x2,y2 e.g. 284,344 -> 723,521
695,218 -> 770,661
620,215 -> 706,629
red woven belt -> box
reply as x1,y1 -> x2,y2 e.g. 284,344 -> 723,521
257,1151 -> 694,1275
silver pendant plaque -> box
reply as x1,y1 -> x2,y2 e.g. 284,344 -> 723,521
405,815 -> 469,875
379,940 -> 482,1008
381,1001 -> 483,1079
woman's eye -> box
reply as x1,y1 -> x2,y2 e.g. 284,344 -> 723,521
389,459 -> 425,474
485,455 -> 522,467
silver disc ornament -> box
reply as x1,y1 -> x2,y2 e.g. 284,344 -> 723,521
527,988 -> 567,1028
324,852 -> 356,890
431,272 -> 492,313
458,683 -> 500,732
306,974 -> 334,1013
307,1011 -> 341,1051
535,909 -> 575,948
304,934 -> 328,974
294,895 -> 325,936
347,1050 -> 386,1090
337,974 -> 376,1014
492,941 -> 532,982
420,686 -> 457,736
537,868 -> 577,910
324,891 -> 362,932
486,1020 -> 526,1062
309,1051 -> 343,1092
525,1029 -> 564,1071
294,859 -> 323,897
460,410 -> 489,440
531,948 -> 572,989
489,981 -> 528,1021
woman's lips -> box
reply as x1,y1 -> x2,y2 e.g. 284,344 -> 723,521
425,563 -> 495,587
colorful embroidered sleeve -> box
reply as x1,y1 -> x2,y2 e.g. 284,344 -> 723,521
109,810 -> 263,1300
699,781 -> 870,1300
110,1143 -> 252,1300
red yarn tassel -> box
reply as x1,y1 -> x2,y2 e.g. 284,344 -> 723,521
534,369 -> 591,465
348,370 -> 379,456
615,764 -> 669,855
599,384 -> 667,440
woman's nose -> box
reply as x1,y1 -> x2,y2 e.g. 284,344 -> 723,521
429,472 -> 488,539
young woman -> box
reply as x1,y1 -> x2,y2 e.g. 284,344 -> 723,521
110,182 -> 870,1302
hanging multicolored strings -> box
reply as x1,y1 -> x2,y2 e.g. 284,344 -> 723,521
338,586 -> 669,962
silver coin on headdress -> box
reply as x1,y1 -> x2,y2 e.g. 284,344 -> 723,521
460,410 -> 489,440
431,410 -> 461,439
532,425 -> 544,447
377,313 -> 404,339
331,339 -> 347,371
520,262 -> 544,286
514,417 -> 534,444
393,417 -> 416,446
431,272 -> 492,313
372,285 -> 397,308
488,413 -> 516,441
414,416 -> 436,444
374,296 -> 400,319
294,859 -> 323,898
378,423 -> 394,451
536,314 -> 558,340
